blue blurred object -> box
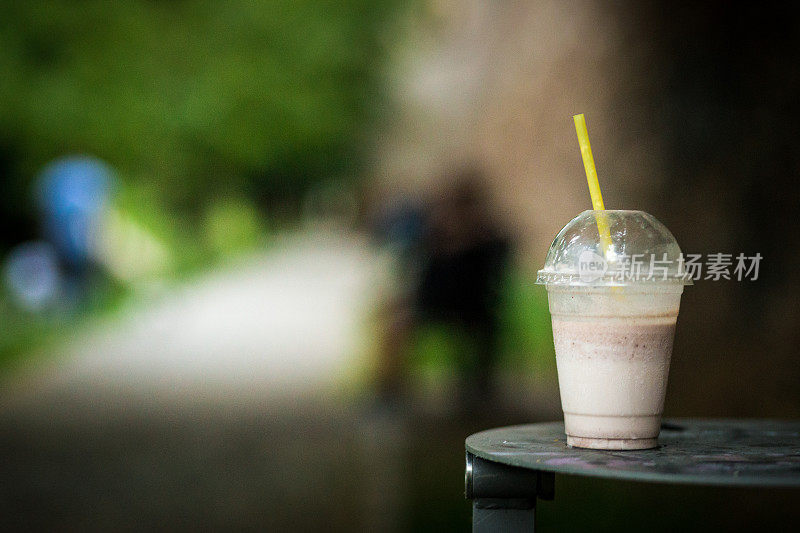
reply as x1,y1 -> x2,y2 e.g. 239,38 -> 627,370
36,156 -> 115,268
3,241 -> 62,311
376,196 -> 427,257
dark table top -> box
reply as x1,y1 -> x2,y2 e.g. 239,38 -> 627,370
466,419 -> 800,487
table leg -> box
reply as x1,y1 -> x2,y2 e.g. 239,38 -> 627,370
466,453 -> 554,532
472,497 -> 536,532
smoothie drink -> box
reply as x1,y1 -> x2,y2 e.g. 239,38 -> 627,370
548,285 -> 682,449
537,210 -> 689,450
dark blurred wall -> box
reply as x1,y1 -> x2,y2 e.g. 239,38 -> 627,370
639,1 -> 800,417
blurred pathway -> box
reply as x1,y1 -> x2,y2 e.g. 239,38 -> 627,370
1,230 -> 388,413
0,230 -> 420,531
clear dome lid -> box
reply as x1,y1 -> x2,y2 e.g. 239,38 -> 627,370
536,210 -> 692,286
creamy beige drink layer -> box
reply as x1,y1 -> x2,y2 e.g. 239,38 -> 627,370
552,317 -> 676,447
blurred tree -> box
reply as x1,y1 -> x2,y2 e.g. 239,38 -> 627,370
0,0 -> 402,251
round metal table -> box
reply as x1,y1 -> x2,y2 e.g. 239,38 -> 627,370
464,419 -> 800,532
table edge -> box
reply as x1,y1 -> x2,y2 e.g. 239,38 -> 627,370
465,418 -> 800,488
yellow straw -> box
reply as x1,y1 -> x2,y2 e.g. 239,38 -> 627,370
573,113 -> 612,255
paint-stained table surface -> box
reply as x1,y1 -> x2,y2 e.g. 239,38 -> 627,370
465,419 -> 800,487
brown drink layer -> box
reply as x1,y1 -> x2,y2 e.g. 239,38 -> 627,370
552,318 -> 677,362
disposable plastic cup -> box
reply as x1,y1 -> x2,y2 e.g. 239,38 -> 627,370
536,210 -> 690,450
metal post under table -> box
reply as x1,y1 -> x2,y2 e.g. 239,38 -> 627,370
465,419 -> 800,532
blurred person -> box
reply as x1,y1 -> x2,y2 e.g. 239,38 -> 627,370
34,155 -> 115,305
371,193 -> 428,402
375,165 -> 512,409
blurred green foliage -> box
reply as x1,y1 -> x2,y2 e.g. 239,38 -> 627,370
0,0 -> 402,252
0,0 -> 404,369
0,276 -> 129,369
500,277 -> 555,373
